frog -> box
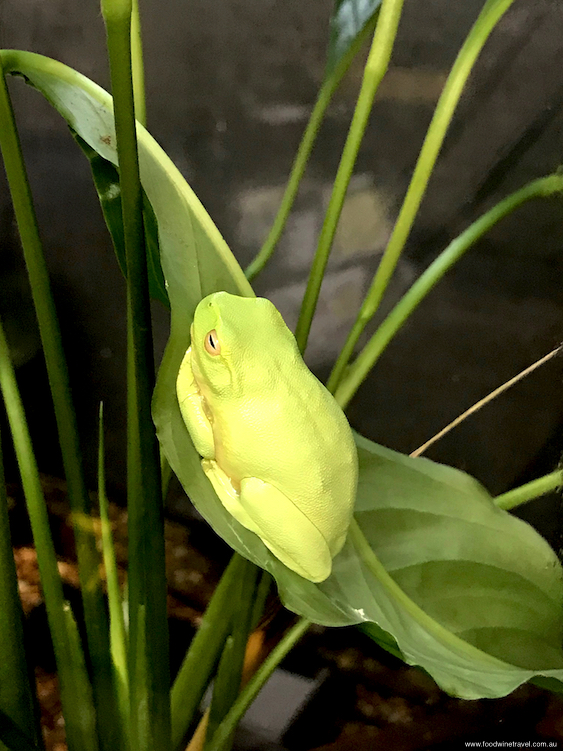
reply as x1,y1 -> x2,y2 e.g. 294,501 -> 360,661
176,291 -> 358,582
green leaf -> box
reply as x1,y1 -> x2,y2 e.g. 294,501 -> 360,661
62,603 -> 100,751
0,312 -> 99,751
0,432 -> 38,748
97,404 -> 129,745
0,50 -> 252,318
346,436 -> 563,698
327,0 -> 382,76
72,133 -> 169,308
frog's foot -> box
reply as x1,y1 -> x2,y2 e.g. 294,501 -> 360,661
176,347 -> 215,458
239,477 -> 332,583
201,463 -> 332,582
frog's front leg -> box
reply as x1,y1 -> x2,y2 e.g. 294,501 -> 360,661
200,459 -> 253,528
176,347 -> 215,459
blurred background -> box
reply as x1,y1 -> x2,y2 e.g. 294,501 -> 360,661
2,0 -> 563,748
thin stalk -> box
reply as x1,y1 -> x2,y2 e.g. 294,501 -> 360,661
131,0 -> 146,127
347,519 -> 506,665
295,0 -> 405,353
0,315 -> 98,751
0,55 -> 115,749
171,554 -> 248,750
101,0 -> 169,747
185,629 -> 267,751
0,427 -> 39,749
245,19 -> 377,282
205,561 -> 260,750
495,471 -> 563,511
205,618 -> 311,751
250,570 -> 272,630
331,174 -> 563,407
328,0 -> 518,391
97,404 -> 129,746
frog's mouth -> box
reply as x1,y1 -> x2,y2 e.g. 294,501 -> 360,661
186,346 -> 214,427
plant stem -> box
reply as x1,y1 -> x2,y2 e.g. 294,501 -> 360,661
205,562 -> 260,750
170,554 -> 248,750
331,173 -> 563,407
0,315 -> 98,751
0,54 -> 116,750
0,428 -> 39,748
295,0 -> 405,353
97,404 -> 129,747
328,0 -> 518,392
205,618 -> 311,751
101,0 -> 169,746
410,343 -> 563,459
244,20 -> 376,282
495,470 -> 563,511
131,0 -> 146,127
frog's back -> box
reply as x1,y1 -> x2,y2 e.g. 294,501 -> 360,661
214,352 -> 357,554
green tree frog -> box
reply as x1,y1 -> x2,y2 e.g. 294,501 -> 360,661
176,291 -> 358,582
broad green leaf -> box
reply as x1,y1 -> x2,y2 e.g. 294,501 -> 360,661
72,133 -> 169,308
327,0 -> 382,76
347,436 -> 563,698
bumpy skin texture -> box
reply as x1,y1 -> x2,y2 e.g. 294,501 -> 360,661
176,292 -> 358,582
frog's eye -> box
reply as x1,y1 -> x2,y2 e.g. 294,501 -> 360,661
204,329 -> 221,355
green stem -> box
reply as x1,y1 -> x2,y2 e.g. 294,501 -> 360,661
205,618 -> 311,751
170,554 -> 248,750
244,20 -> 377,282
328,0 -> 518,390
0,53 -> 115,750
205,561 -> 260,750
102,0 -> 169,747
295,0 -> 405,353
131,0 -> 146,127
250,570 -> 272,630
494,470 -> 563,511
97,404 -> 129,747
0,427 -> 39,749
331,173 -> 563,407
0,315 -> 98,751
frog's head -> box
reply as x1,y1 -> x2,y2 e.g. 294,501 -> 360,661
190,291 -> 295,396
